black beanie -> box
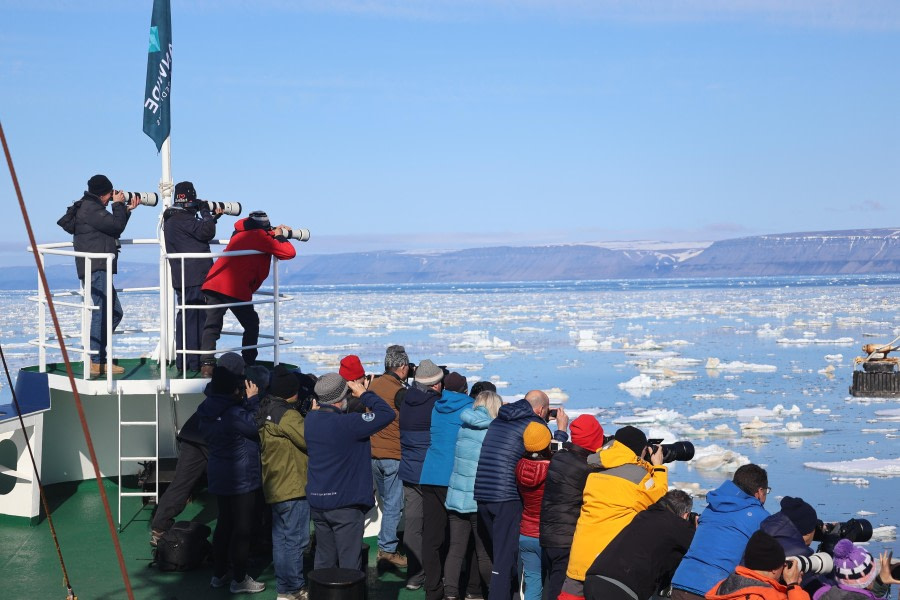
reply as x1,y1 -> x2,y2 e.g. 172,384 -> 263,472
780,496 -> 818,536
88,174 -> 113,196
615,425 -> 648,457
269,365 -> 300,400
247,210 -> 271,229
470,380 -> 497,398
743,530 -> 786,571
211,365 -> 240,395
174,181 -> 197,204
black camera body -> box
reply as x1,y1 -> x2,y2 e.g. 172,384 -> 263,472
813,518 -> 873,555
647,438 -> 695,463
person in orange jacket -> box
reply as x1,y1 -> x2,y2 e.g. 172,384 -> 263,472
706,530 -> 809,600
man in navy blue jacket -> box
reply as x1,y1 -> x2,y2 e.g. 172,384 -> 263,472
163,181 -> 222,373
306,372 -> 395,571
474,390 -> 569,600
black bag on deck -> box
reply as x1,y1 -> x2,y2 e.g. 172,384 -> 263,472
153,520 -> 212,571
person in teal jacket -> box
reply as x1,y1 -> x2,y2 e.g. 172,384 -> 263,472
443,390 -> 502,600
671,464 -> 771,600
419,372 -> 475,600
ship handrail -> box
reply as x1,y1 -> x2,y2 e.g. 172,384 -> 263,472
29,238 -> 293,389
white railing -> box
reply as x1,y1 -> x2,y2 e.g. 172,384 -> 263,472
27,238 -> 293,390
164,246 -> 294,381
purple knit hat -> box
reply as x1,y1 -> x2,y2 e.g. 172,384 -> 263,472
832,538 -> 876,589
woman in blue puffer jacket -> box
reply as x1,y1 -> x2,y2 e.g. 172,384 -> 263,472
442,390 -> 502,600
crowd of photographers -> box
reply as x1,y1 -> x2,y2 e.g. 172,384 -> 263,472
151,342 -> 899,600
63,176 -> 899,600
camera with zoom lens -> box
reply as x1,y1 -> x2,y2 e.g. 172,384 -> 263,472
646,438 -> 695,463
203,200 -> 242,216
272,226 -> 311,242
121,191 -> 159,207
813,518 -> 873,555
787,552 -> 834,575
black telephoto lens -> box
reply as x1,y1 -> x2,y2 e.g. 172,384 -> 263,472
661,441 -> 695,463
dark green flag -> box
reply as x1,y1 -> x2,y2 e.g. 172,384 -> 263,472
142,0 -> 172,151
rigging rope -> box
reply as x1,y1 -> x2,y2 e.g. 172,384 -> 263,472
1,121 -> 135,600
0,342 -> 75,599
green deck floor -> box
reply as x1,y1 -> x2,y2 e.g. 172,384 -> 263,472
0,479 -> 424,599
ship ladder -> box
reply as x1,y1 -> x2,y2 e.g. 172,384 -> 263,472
116,386 -> 160,530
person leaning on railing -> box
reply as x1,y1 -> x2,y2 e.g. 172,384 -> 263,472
199,210 -> 296,376
71,174 -> 140,376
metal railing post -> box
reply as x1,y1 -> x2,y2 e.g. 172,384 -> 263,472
273,257 -> 280,367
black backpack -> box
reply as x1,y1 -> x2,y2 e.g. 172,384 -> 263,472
57,200 -> 83,234
153,521 -> 212,571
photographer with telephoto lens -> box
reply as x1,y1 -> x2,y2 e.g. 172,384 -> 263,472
64,174 -> 141,376
164,181 -> 223,373
200,210 -> 298,374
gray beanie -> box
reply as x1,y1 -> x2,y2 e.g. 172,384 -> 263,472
415,359 -> 443,386
384,344 -> 409,370
314,372 -> 349,405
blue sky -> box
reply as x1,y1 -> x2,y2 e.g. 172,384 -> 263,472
1,0 -> 898,265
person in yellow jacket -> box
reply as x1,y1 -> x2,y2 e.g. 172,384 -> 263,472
559,425 -> 667,600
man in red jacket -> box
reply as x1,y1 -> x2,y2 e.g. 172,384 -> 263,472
200,211 -> 296,374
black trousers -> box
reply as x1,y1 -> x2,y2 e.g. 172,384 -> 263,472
213,490 -> 260,581
151,440 -> 208,532
544,546 -> 571,600
311,506 -> 366,571
173,285 -> 206,371
201,290 -> 260,365
444,510 -> 492,598
422,485 -> 450,600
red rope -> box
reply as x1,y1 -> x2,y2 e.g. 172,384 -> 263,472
0,120 -> 135,600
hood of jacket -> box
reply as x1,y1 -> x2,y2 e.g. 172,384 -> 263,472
197,392 -> 237,419
497,398 -> 539,422
596,440 -> 644,470
460,406 -> 493,429
404,385 -> 440,407
436,389 -> 473,414
516,457 -> 550,489
706,479 -> 764,513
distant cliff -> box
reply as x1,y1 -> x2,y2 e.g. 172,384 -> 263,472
8,228 -> 900,289
673,229 -> 900,277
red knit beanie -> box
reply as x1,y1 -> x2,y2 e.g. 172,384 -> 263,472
570,415 -> 605,452
339,355 -> 365,381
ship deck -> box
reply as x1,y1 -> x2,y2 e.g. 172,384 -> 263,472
1,479 -> 421,599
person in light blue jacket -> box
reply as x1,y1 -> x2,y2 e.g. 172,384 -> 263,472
419,372 -> 477,600
443,390 -> 502,600
671,464 -> 771,600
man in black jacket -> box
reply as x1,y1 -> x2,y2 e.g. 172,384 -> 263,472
584,490 -> 696,600
72,174 -> 140,376
540,414 -> 605,600
163,181 -> 222,372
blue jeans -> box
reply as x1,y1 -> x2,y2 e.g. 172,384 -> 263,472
372,458 -> 403,553
271,498 -> 311,594
518,535 -> 546,600
87,271 -> 123,364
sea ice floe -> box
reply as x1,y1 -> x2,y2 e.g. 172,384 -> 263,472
735,404 -> 801,419
824,354 -> 843,362
690,444 -> 750,472
872,526 -> 896,542
773,422 -> 823,435
689,408 -> 736,420
705,358 -> 777,372
543,387 -> 569,404
613,408 -> 683,425
680,424 -> 737,437
671,481 -> 710,498
831,477 -> 870,486
692,393 -> 738,400
805,457 -> 900,476
776,337 -> 855,345
875,408 -> 900,421
617,374 -> 674,391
